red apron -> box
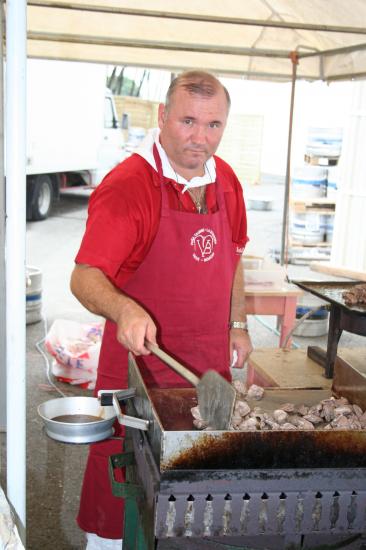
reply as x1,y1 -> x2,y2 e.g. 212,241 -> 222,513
77,145 -> 240,538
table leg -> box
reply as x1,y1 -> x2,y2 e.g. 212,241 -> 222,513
325,306 -> 343,378
279,297 -> 298,348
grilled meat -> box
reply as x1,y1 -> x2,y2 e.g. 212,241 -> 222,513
343,283 -> 366,305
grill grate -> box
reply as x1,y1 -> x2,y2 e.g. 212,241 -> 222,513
123,358 -> 366,548
124,421 -> 366,548
155,490 -> 366,538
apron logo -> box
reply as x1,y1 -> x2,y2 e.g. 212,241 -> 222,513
191,228 -> 217,262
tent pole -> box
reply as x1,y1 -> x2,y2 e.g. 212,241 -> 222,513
6,0 -> 27,540
0,1 -> 5,433
280,51 -> 298,266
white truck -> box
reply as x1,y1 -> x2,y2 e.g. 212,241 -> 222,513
26,59 -> 125,220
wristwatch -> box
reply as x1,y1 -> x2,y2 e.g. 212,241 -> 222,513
229,321 -> 249,331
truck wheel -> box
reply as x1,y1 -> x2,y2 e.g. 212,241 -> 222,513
29,175 -> 54,220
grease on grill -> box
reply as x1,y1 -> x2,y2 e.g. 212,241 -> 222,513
149,388 -> 197,430
163,430 -> 366,470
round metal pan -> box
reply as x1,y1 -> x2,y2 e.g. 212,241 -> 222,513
38,396 -> 116,444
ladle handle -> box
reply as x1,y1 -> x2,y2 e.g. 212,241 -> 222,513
146,342 -> 200,387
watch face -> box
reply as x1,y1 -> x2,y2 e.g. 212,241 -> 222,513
231,321 -> 248,330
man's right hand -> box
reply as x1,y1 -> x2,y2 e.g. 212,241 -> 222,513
115,298 -> 157,356
70,264 -> 157,355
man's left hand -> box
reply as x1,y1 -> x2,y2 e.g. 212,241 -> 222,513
229,328 -> 253,369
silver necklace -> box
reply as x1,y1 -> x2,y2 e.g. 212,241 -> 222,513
173,167 -> 207,214
187,186 -> 207,214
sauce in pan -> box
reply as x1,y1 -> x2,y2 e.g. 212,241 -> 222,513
52,414 -> 102,423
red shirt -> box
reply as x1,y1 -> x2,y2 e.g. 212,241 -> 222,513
75,153 -> 248,288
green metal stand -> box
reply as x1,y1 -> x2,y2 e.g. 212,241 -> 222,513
109,451 -> 150,550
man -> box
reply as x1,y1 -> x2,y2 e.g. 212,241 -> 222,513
71,70 -> 253,548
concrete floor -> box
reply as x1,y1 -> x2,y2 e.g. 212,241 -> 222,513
1,183 -> 365,549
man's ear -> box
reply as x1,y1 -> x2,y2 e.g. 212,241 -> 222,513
158,103 -> 166,129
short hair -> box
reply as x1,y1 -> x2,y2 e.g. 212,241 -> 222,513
165,70 -> 231,111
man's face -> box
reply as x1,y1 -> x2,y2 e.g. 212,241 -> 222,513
158,86 -> 229,178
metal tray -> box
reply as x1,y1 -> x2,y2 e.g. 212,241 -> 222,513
127,355 -> 366,472
292,280 -> 366,314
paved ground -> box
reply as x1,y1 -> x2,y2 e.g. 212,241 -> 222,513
1,183 -> 365,549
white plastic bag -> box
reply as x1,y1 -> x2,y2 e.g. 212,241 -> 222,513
45,319 -> 104,390
0,486 -> 25,549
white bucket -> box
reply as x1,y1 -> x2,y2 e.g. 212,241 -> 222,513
26,266 -> 42,324
292,165 -> 327,199
326,166 -> 339,198
306,127 -> 343,157
247,197 -> 274,211
293,318 -> 329,337
293,304 -> 329,337
323,214 -> 334,243
290,212 -> 325,244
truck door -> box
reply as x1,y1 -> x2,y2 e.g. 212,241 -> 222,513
93,90 -> 126,186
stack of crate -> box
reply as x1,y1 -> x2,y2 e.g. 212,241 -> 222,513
288,127 -> 342,264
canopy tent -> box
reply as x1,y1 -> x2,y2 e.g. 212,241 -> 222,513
25,0 -> 366,262
27,0 -> 366,82
3,1 -> 366,542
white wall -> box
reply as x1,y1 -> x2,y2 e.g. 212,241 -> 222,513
222,78 -> 354,178
331,80 -> 366,271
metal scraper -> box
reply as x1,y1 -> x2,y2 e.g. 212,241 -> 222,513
146,342 -> 236,430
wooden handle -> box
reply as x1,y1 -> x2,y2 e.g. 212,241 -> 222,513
310,262 -> 366,282
146,342 -> 200,387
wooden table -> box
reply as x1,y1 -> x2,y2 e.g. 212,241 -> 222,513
246,348 -> 333,388
245,283 -> 302,348
247,347 -> 366,389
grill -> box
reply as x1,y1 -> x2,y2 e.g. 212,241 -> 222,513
110,355 -> 366,549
